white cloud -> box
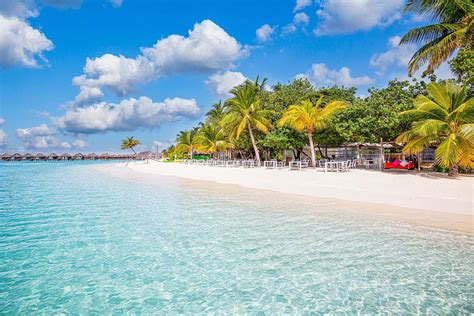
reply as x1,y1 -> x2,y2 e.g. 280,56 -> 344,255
206,71 -> 247,98
109,0 -> 123,7
282,24 -> 297,35
0,15 -> 53,68
256,24 -> 276,43
303,63 -> 373,87
73,20 -> 246,101
0,129 -> 7,147
294,12 -> 309,26
0,117 -> 7,147
0,0 -> 37,19
314,0 -> 404,36
369,36 -> 416,75
41,0 -> 82,9
15,124 -> 87,150
294,0 -> 311,12
53,96 -> 200,134
71,139 -> 88,148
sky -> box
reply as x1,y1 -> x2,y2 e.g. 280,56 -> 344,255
0,0 -> 454,153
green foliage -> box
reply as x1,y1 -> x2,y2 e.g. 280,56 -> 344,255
400,0 -> 473,76
120,136 -> 140,153
449,48 -> 474,87
318,80 -> 426,144
396,81 -> 473,175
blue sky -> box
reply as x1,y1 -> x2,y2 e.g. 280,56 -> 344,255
0,0 -> 453,153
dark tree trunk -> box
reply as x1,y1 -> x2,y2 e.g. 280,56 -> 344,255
317,144 -> 330,160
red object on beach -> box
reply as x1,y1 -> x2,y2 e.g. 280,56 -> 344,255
384,160 -> 415,170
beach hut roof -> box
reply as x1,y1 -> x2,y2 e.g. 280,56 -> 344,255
73,153 -> 84,157
60,153 -> 72,157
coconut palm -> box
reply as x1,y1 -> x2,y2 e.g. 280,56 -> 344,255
197,124 -> 233,158
278,98 -> 348,167
397,81 -> 473,176
121,136 -> 141,166
222,81 -> 273,165
176,129 -> 199,159
205,101 -> 226,124
400,0 -> 473,76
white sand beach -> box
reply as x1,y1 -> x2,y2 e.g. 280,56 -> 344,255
104,161 -> 473,233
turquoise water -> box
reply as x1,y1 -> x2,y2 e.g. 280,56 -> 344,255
0,162 -> 472,314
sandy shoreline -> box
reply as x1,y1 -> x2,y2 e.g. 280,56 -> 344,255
101,161 -> 473,233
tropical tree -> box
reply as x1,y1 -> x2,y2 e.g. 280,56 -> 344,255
196,124 -> 233,158
176,129 -> 199,159
278,97 -> 348,167
400,0 -> 473,76
205,101 -> 226,124
396,81 -> 473,176
121,136 -> 141,166
222,81 -> 273,165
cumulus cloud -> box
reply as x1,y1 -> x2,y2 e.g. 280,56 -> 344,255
53,96 -> 200,134
369,36 -> 416,75
73,20 -> 247,102
206,71 -> 247,98
314,0 -> 404,36
256,24 -> 276,43
0,117 -> 7,147
15,124 -> 87,150
0,15 -> 53,68
0,0 -> 37,19
299,63 -> 373,88
294,12 -> 309,26
294,0 -> 311,12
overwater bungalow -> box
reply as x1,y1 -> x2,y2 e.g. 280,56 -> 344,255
1,153 -> 12,161
11,153 -> 22,161
22,153 -> 34,161
72,153 -> 84,160
60,153 -> 72,160
85,153 -> 97,160
48,153 -> 59,161
35,153 -> 47,161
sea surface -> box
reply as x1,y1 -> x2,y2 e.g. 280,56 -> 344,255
0,161 -> 472,314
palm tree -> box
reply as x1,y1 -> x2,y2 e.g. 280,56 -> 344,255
222,81 -> 273,165
205,101 -> 226,124
176,129 -> 199,159
278,98 -> 348,167
396,81 -> 473,177
121,136 -> 141,166
196,124 -> 233,158
400,0 -> 473,76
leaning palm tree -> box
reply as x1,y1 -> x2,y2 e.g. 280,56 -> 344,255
278,98 -> 348,167
400,0 -> 473,76
196,124 -> 233,158
222,81 -> 273,166
121,136 -> 141,166
176,129 -> 199,159
396,81 -> 473,177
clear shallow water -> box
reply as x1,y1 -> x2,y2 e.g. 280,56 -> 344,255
0,162 -> 473,314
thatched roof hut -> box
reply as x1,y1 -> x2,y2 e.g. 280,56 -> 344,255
22,153 -> 34,160
11,153 -> 23,161
1,153 -> 12,160
60,153 -> 72,160
48,153 -> 59,160
72,153 -> 84,160
85,153 -> 97,160
35,153 -> 47,160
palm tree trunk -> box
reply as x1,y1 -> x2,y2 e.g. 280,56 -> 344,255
379,137 -> 384,172
247,123 -> 261,166
307,131 -> 316,167
190,149 -> 193,160
448,164 -> 459,177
